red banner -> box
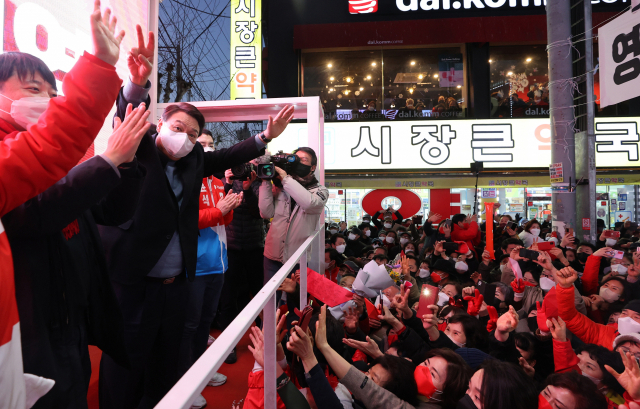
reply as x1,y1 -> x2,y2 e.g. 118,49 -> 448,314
485,202 -> 495,260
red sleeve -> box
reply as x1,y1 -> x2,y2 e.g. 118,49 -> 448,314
553,339 -> 580,373
223,209 -> 234,225
582,255 -> 602,296
198,207 -> 226,230
244,371 -> 286,409
453,222 -> 479,241
557,285 -> 616,349
0,53 -> 122,217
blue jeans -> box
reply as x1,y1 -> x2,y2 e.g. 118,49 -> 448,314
177,273 -> 225,377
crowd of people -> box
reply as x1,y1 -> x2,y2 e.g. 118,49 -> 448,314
4,4 -> 640,409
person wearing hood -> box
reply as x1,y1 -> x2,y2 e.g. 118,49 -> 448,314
518,219 -> 542,248
345,227 -> 366,257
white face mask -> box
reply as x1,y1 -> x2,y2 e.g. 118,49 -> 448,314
330,229 -> 338,235
203,146 -> 214,152
348,233 -> 357,241
445,331 -> 466,347
500,264 -> 508,273
539,276 -> 555,291
158,124 -> 195,159
617,316 -> 640,335
0,94 -> 49,129
611,264 -> 628,276
599,287 -> 621,303
419,268 -> 430,278
530,228 -> 541,236
437,292 -> 450,307
365,230 -> 371,237
455,261 -> 468,272
581,371 -> 602,387
606,238 -> 618,247
384,222 -> 393,229
381,294 -> 391,308
400,238 -> 409,246
386,236 -> 395,244
336,244 -> 346,254
372,243 -> 380,249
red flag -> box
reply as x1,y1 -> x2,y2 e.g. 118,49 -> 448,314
305,268 -> 354,307
485,202 -> 496,260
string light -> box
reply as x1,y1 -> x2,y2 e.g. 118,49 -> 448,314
418,74 -> 424,79
330,76 -> 334,81
526,58 -> 532,62
366,75 -> 371,80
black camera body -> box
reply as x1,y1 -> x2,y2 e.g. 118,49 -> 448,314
257,151 -> 300,179
229,162 -> 256,181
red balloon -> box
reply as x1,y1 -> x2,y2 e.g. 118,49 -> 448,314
362,189 -> 422,220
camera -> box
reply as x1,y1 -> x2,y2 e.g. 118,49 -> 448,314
228,162 -> 256,181
257,151 -> 300,179
442,242 -> 459,251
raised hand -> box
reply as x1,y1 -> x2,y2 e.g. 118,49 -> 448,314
286,326 -> 317,371
594,247 -> 614,258
495,305 -> 519,339
247,326 -> 265,367
428,212 -> 442,223
342,336 -> 383,359
90,0 -> 125,66
511,278 -> 536,295
343,307 -> 359,334
391,288 -> 411,319
128,24 -> 155,86
276,309 -> 288,344
243,171 -> 257,190
556,267 -> 579,289
486,306 -> 499,332
536,301 -> 550,333
264,106 -> 295,140
519,357 -> 535,378
400,255 -> 409,278
481,250 -> 492,266
421,305 -> 439,330
546,317 -> 566,342
606,350 -> 640,401
278,273 -> 297,294
510,246 -> 524,261
464,288 -> 484,316
434,240 -> 445,255
315,305 -> 329,351
104,103 -> 151,166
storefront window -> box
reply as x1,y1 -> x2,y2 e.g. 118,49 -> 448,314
302,47 -> 466,123
489,45 -> 549,119
595,185 -> 637,228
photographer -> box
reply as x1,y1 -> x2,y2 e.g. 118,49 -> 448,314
259,147 -> 328,282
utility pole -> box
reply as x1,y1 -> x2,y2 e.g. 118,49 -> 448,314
547,0 -> 576,237
163,62 -> 174,103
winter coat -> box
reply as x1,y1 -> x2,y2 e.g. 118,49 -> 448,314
196,176 -> 233,275
225,178 -> 264,250
260,176 -> 328,263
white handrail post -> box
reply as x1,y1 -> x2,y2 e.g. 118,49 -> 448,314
263,293 -> 277,409
300,252 -> 308,308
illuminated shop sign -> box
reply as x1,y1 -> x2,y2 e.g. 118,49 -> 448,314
269,117 -> 640,171
230,0 -> 262,99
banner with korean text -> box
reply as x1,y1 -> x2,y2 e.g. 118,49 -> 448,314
230,0 -> 262,99
268,117 -> 640,171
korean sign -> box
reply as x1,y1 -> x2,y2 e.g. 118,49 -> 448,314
269,117 -> 640,171
550,163 -> 563,183
230,0 -> 262,100
598,9 -> 640,108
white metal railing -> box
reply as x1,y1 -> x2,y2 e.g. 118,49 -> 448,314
155,229 -> 321,409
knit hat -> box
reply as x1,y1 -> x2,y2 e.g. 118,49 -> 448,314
624,300 -> 640,315
454,348 -> 496,371
432,259 -> 455,276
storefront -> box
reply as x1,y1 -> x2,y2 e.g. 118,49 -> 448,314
265,0 -> 639,227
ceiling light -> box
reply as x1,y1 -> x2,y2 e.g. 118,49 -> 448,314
409,88 -> 414,94
457,85 -> 462,88
330,76 -> 335,81
371,62 -> 377,66
359,87 -> 364,91
410,61 -> 416,66
346,77 -> 352,83
433,74 -> 439,78
327,63 -> 332,68
366,75 -> 371,80
526,58 -> 532,62
507,71 -> 513,76
418,74 -> 424,79
488,59 -> 492,63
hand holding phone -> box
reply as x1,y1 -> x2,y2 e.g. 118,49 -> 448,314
416,284 -> 439,320
603,230 -> 621,239
519,248 -> 540,260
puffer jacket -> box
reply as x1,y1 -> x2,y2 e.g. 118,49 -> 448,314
259,176 -> 328,263
225,178 -> 264,251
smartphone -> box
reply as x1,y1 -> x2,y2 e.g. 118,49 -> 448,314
416,284 -> 439,319
603,230 -> 621,239
536,241 -> 555,252
519,249 -> 540,260
505,221 -> 518,231
443,242 -> 460,251
444,219 -> 453,228
566,227 -> 574,237
611,250 -> 625,260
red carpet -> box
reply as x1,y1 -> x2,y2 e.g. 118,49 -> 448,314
87,328 -> 256,409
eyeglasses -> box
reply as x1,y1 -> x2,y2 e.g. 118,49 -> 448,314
617,346 -> 640,362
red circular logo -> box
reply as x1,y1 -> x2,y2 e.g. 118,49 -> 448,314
362,189 -> 422,220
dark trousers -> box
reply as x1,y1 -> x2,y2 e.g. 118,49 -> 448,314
263,256 -> 284,284
99,275 -> 188,409
177,273 -> 224,377
28,323 -> 91,409
216,248 -> 264,330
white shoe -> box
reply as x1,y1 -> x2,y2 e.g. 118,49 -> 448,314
190,394 -> 207,409
207,335 -> 216,346
207,372 -> 227,387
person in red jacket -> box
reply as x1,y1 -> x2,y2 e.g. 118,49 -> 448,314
556,267 -> 640,360
0,1 -> 129,407
450,213 -> 481,258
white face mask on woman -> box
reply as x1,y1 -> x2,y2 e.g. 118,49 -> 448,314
599,287 -> 621,303
530,228 -> 541,237
455,261 -> 468,272
158,125 -> 195,158
400,238 -> 409,246
606,238 -> 618,247
539,277 -> 555,291
0,94 -> 49,129
386,236 -> 395,244
611,264 -> 628,276
384,222 -> 392,229
418,268 -> 430,278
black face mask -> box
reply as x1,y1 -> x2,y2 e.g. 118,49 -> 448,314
456,395 -> 478,409
527,316 -> 539,333
577,252 -> 590,263
293,162 -> 312,177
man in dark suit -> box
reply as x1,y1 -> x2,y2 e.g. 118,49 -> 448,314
97,27 -> 295,409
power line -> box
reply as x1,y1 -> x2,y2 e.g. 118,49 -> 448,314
169,0 -> 230,18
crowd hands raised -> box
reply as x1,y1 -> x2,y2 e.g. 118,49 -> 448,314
254,211 -> 640,409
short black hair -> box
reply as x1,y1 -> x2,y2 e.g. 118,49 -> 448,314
201,129 -> 213,137
578,242 -> 597,253
293,147 -> 318,166
479,360 -> 539,409
162,102 -> 205,135
369,355 -> 419,405
0,52 -> 56,91
543,372 -> 608,409
329,233 -> 345,245
325,248 -> 343,266
501,237 -> 524,250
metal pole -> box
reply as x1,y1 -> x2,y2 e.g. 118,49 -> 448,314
547,0 -> 577,236
585,0 -> 597,243
263,294 -> 277,409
